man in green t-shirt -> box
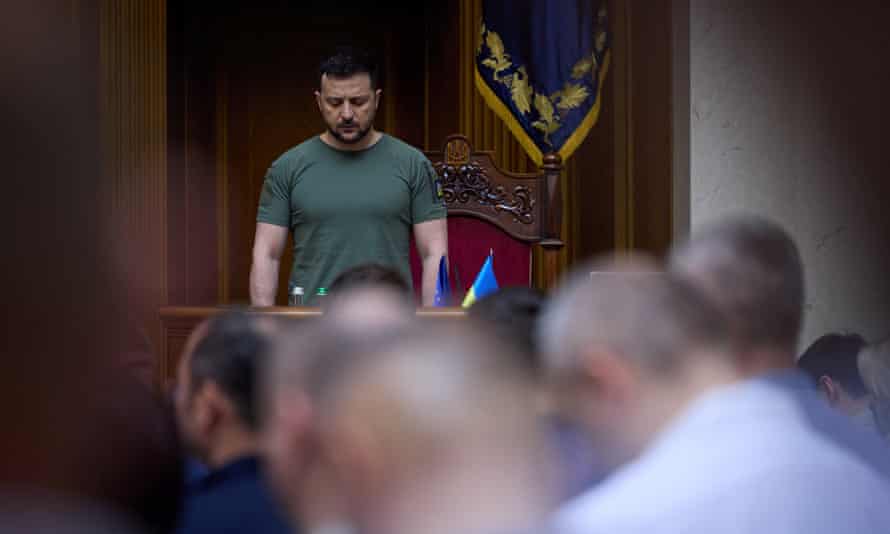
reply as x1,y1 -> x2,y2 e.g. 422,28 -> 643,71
250,47 -> 448,306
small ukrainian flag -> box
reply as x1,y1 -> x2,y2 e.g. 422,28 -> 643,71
461,252 -> 499,308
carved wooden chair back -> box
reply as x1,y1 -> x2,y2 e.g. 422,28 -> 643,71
409,134 -> 563,299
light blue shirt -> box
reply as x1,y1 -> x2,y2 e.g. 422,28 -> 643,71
554,370 -> 890,534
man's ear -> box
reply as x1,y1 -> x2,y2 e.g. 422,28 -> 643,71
322,408 -> 387,499
281,391 -> 314,450
578,347 -> 638,419
315,90 -> 323,111
374,88 -> 382,110
818,375 -> 842,404
194,381 -> 231,434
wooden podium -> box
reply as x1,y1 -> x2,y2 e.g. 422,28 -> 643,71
158,306 -> 465,389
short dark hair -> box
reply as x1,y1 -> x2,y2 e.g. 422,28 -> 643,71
798,332 -> 868,397
189,311 -> 270,431
329,262 -> 410,295
319,46 -> 380,90
468,287 -> 546,374
670,215 -> 804,352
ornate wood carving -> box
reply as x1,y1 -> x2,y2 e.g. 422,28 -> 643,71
435,159 -> 536,225
425,135 -> 551,243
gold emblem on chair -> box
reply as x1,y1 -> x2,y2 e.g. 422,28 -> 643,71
445,138 -> 472,166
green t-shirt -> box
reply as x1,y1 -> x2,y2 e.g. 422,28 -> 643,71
256,134 -> 447,304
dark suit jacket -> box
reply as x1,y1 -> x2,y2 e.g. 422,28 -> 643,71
176,455 -> 293,534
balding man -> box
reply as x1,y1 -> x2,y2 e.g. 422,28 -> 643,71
306,323 -> 556,534
261,286 -> 418,533
544,250 -> 890,534
670,215 -> 890,470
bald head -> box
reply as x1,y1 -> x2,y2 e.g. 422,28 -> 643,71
669,215 -> 804,355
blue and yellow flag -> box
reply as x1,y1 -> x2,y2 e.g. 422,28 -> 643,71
461,252 -> 499,308
475,0 -> 610,166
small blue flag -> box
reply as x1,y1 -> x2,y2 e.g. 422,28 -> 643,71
434,255 -> 451,307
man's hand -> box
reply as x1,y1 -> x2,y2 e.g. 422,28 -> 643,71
250,222 -> 289,306
414,218 -> 448,306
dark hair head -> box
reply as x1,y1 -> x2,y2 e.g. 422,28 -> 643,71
798,332 -> 868,397
189,311 -> 271,431
670,214 -> 804,353
319,46 -> 380,90
467,287 -> 546,374
329,262 -> 410,296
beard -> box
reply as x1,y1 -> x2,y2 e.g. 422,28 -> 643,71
328,120 -> 372,145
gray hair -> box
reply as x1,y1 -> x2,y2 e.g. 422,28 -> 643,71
858,337 -> 890,438
539,257 -> 731,379
669,214 -> 804,352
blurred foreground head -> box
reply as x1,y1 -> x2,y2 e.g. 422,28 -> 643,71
467,286 -> 547,374
539,255 -> 735,470
329,262 -> 411,297
305,321 -> 555,534
669,214 -> 805,373
323,283 -> 415,334
858,338 -> 890,439
1,4 -> 179,532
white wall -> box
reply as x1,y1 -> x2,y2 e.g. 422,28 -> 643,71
689,0 -> 890,349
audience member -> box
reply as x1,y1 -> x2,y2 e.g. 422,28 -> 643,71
566,214 -> 890,531
469,286 -> 604,501
261,322 -> 348,533
307,322 -> 556,534
174,311 -> 292,534
540,256 -> 738,484
467,286 -> 546,373
328,263 -> 411,297
797,332 -> 872,424
859,337 -> 890,440
669,215 -> 890,463
544,216 -> 890,534
323,284 -> 416,332
176,321 -> 213,487
261,287 -> 417,531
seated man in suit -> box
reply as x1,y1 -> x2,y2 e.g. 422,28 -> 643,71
174,311 -> 292,534
797,332 -> 874,427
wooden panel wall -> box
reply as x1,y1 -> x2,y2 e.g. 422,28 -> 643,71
621,0 -> 674,256
99,0 -> 167,359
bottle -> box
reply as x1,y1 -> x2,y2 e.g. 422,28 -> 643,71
288,286 -> 305,306
315,287 -> 328,303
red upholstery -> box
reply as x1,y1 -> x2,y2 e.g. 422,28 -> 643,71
407,134 -> 563,302
409,217 -> 531,304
